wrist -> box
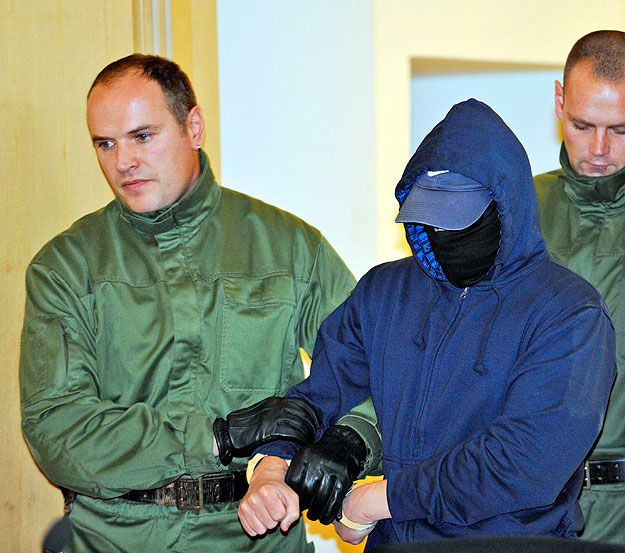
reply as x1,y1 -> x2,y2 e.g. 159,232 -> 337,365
338,484 -> 377,531
358,480 -> 390,522
342,480 -> 389,525
249,455 -> 290,485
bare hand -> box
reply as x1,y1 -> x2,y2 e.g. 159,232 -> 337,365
238,456 -> 300,536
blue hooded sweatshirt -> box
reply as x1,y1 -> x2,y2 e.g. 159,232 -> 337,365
263,100 -> 616,546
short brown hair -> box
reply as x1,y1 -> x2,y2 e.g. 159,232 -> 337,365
564,30 -> 625,88
88,54 -> 197,131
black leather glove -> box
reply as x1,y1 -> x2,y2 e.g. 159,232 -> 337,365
285,425 -> 367,525
213,396 -> 320,465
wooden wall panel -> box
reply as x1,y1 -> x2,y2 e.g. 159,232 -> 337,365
0,2 -> 134,551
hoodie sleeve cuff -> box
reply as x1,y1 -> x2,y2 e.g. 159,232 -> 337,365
254,439 -> 300,460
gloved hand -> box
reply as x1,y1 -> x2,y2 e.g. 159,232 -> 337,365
285,425 -> 367,525
213,396 -> 320,465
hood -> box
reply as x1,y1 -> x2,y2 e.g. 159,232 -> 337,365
396,99 -> 546,286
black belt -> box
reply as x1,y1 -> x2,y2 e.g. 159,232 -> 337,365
583,459 -> 625,489
120,471 -> 248,510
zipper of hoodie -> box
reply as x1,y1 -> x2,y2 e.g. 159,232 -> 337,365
413,286 -> 469,457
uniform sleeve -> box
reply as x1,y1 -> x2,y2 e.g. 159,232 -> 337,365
297,236 -> 381,475
20,262 -> 215,498
297,236 -> 356,354
387,302 -> 616,525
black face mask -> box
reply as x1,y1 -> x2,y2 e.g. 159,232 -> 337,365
424,201 -> 500,288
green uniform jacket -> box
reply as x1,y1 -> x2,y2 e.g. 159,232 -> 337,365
535,145 -> 625,543
20,152 -> 380,553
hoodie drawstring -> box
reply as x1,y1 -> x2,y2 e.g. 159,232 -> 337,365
414,279 -> 442,349
472,263 -> 502,375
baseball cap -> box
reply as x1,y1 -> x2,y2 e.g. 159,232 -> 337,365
395,170 -> 492,230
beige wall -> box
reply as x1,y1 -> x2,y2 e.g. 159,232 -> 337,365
0,1 -> 219,550
374,0 -> 625,262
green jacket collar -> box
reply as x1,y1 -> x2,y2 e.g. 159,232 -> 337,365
117,150 -> 220,235
559,143 -> 625,204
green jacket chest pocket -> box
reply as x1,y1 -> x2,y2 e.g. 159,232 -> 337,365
220,275 -> 297,392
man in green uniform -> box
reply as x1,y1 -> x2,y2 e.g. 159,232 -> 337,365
20,54 -> 380,553
535,30 -> 625,544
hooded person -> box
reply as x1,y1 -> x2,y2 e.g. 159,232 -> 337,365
237,99 -> 616,548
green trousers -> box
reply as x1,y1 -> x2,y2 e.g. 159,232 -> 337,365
579,483 -> 625,544
65,495 -> 314,553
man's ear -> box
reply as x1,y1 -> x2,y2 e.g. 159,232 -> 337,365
555,79 -> 564,121
187,105 -> 206,150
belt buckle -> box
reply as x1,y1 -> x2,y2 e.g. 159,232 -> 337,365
583,460 -> 591,491
175,477 -> 204,510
